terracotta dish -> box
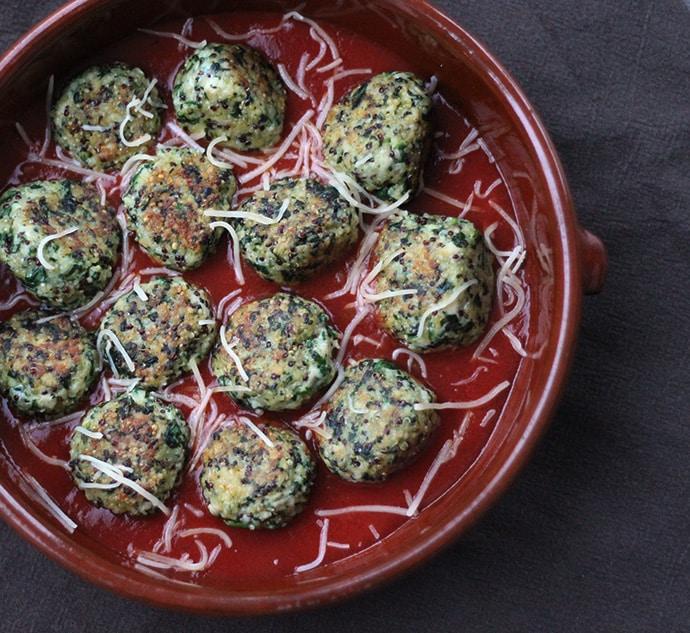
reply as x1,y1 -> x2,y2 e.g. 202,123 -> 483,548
0,0 -> 606,615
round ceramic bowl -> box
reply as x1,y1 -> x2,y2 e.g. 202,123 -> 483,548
0,0 -> 606,615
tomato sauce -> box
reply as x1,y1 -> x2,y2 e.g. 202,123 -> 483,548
0,12 -> 526,587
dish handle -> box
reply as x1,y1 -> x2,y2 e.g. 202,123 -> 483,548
578,228 -> 607,295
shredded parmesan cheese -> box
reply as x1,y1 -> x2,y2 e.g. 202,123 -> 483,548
474,178 -> 502,199
209,221 -> 244,285
238,416 -> 274,448
216,288 -> 242,320
97,329 -> 135,373
294,519 -> 330,573
205,198 -> 289,225
132,283 -> 148,301
20,474 -> 77,533
178,527 -> 233,548
451,366 -> 488,386
209,137 -> 264,169
480,409 -> 497,428
137,540 -> 210,572
184,503 -> 204,518
25,154 -> 116,182
139,27 -> 207,49
14,122 -> 32,148
36,226 -> 79,270
239,109 -> 314,184
74,426 -> 104,440
165,121 -> 204,153
219,326 -> 249,382
391,348 -> 428,378
438,127 -> 479,161
205,17 -> 286,42
138,266 -> 180,277
423,187 -> 474,212
414,380 -> 510,411
353,334 -> 382,348
0,291 -> 37,311
284,11 -> 341,64
119,80 -> 159,148
335,306 -> 371,367
19,424 -> 69,471
78,454 -> 170,515
406,413 -> 471,516
277,63 -> 310,101
40,75 -> 54,156
416,279 -> 478,339
315,504 -> 409,518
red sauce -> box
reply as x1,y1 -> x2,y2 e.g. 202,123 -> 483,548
0,12 -> 526,587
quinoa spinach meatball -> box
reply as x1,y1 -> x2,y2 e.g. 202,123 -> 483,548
317,359 -> 439,483
372,211 -> 494,351
322,71 -> 432,201
52,63 -> 163,171
0,179 -> 120,309
99,276 -> 216,389
173,43 -> 286,150
211,293 -> 339,412
200,422 -> 315,529
122,147 -> 237,271
235,178 -> 358,285
0,310 -> 99,418
70,389 -> 189,515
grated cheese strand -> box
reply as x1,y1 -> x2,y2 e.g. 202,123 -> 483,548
205,198 -> 289,225
406,413 -> 471,516
0,291 -> 38,311
40,75 -> 54,157
423,186 -> 474,212
315,504 -> 409,517
474,178 -> 503,199
284,11 -> 341,63
416,279 -> 478,339
238,416 -> 274,448
414,380 -> 510,411
137,539 -> 210,572
277,62 -> 310,101
294,519 -> 330,573
36,227 -> 79,270
79,454 -> 170,515
209,221 -> 245,285
480,409 -> 497,428
21,474 -> 77,533
205,136 -> 234,169
139,27 -> 207,49
215,288 -> 242,320
97,329 -> 135,373
239,110 -> 314,184
451,365 -> 488,386
335,306 -> 371,367
219,325 -> 249,382
25,155 -> 116,182
391,348 -> 428,378
473,274 -> 526,359
178,527 -> 233,548
132,282 -> 148,301
74,426 -> 103,440
15,122 -> 32,148
205,17 -> 286,42
19,424 -> 70,470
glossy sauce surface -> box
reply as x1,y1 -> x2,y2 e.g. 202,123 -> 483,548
0,12 -> 526,587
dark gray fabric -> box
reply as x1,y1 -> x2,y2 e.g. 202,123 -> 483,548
0,1 -> 688,631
